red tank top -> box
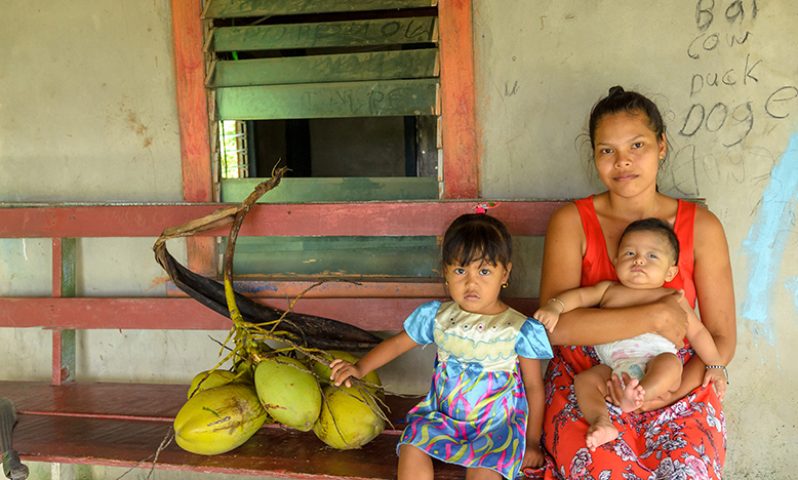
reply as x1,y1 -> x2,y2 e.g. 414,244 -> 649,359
574,196 -> 697,308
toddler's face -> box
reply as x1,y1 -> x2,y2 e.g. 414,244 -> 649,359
444,259 -> 510,315
614,230 -> 678,289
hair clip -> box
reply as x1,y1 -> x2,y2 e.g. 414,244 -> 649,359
474,202 -> 497,214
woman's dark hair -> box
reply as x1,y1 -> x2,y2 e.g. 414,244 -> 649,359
620,217 -> 680,264
442,214 -> 512,268
588,86 -> 666,147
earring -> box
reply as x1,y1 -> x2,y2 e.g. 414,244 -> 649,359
444,281 -> 449,286
502,282 -> 508,289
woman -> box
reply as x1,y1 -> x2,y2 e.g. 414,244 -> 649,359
538,86 -> 736,479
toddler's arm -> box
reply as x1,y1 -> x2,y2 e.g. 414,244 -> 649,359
330,331 -> 417,388
533,281 -> 614,333
519,357 -> 545,470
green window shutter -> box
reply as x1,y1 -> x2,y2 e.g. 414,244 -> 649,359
205,1 -> 442,279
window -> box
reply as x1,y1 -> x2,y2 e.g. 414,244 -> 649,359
204,1 -> 441,202
171,0 -> 478,276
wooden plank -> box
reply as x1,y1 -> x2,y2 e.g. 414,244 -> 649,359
12,415 -> 463,479
0,201 -> 565,238
220,177 -> 437,202
439,0 -> 478,198
213,17 -> 437,52
0,297 -> 539,332
0,382 -> 419,428
52,238 -> 77,385
165,279 -> 446,298
230,236 -> 438,276
205,0 -> 437,18
216,78 -> 439,120
210,49 -> 439,87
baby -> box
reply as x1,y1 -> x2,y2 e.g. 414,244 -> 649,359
534,218 -> 728,450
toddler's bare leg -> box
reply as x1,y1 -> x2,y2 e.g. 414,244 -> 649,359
574,365 -> 619,451
465,467 -> 502,479
398,444 -> 433,480
639,353 -> 683,401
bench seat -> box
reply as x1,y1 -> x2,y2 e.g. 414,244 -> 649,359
0,381 -> 462,479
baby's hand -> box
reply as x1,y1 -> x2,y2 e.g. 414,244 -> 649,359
520,442 -> 545,472
329,358 -> 362,388
533,305 -> 560,333
702,367 -> 727,400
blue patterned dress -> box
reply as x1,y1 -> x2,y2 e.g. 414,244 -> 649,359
397,301 -> 553,479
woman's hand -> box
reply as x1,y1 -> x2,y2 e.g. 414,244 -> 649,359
702,368 -> 727,401
652,291 -> 689,347
329,359 -> 363,388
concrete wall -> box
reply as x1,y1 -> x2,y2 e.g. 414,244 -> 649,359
475,1 -> 798,477
1,1 -> 796,479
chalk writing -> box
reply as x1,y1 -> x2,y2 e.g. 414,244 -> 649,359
687,30 -> 752,59
679,1 -> 797,151
689,53 -> 761,95
505,80 -> 520,96
695,0 -> 759,32
765,86 -> 798,119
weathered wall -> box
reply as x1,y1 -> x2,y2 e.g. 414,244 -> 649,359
475,1 -> 798,477
1,0 -> 796,479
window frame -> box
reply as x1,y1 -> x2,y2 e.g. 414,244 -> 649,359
170,0 -> 478,275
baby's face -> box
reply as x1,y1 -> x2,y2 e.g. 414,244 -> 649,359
614,230 -> 678,289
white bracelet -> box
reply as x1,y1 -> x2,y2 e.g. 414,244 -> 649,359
705,364 -> 728,383
548,297 -> 565,313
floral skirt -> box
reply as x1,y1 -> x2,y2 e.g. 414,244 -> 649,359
533,346 -> 726,480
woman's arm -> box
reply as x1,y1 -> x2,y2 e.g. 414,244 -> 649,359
639,207 -> 736,410
540,204 -> 688,346
519,357 -> 545,469
330,331 -> 417,387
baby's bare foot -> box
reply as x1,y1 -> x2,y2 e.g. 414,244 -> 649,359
618,377 -> 645,413
586,418 -> 619,451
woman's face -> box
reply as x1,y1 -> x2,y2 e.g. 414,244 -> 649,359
592,111 -> 666,198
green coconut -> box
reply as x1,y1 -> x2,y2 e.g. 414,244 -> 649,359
313,385 -> 385,449
310,350 -> 382,392
174,383 -> 268,455
187,369 -> 240,399
254,355 -> 322,432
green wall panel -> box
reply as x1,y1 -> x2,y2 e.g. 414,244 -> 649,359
205,0 -> 436,19
220,177 -> 438,202
230,236 -> 439,277
210,49 -> 438,87
216,79 -> 439,120
213,17 -> 437,52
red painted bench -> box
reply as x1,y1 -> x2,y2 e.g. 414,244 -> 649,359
0,200 -> 562,479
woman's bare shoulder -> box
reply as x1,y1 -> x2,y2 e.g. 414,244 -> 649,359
548,202 -> 582,231
693,203 -> 728,242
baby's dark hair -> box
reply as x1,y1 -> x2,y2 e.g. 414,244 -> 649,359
620,218 -> 680,264
589,86 -> 665,147
442,214 -> 512,268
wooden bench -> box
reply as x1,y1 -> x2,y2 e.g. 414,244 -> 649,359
0,200 -> 563,479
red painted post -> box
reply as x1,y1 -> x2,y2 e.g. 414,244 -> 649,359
439,0 -> 479,199
171,0 -> 216,277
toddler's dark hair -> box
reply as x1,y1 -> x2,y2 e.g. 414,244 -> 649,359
620,218 -> 680,264
442,214 -> 512,268
589,86 -> 665,147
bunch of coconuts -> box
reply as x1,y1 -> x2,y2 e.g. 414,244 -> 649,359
174,351 -> 384,455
